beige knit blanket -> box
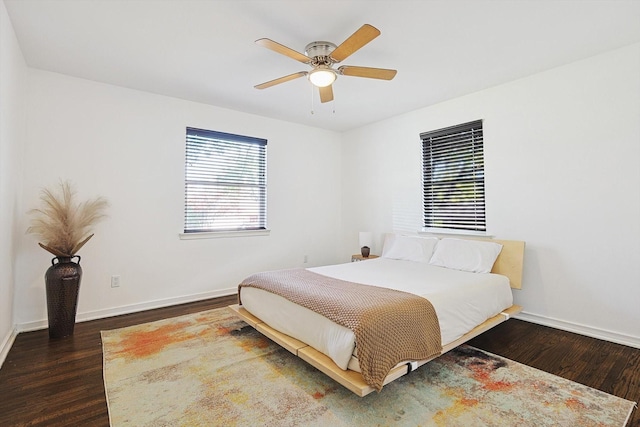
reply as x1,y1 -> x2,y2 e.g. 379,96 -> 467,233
238,268 -> 442,391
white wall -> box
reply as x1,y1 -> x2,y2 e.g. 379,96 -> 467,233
341,43 -> 640,347
14,70 -> 343,328
0,0 -> 27,363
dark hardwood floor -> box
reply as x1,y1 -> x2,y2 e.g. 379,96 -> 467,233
1,295 -> 638,426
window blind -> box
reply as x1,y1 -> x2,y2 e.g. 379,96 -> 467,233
185,127 -> 267,233
421,120 -> 485,232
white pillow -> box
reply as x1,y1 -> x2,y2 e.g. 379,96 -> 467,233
429,238 -> 503,273
382,235 -> 439,263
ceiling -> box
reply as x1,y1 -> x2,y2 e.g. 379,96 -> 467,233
5,0 -> 640,132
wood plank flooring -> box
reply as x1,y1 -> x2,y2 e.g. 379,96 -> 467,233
1,295 -> 638,426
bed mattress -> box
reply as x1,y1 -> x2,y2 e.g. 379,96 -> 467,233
239,257 -> 513,371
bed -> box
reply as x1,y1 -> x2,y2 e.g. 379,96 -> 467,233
229,235 -> 525,396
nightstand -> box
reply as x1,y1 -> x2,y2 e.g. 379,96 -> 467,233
351,254 -> 380,262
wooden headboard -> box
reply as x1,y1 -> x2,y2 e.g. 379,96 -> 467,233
487,239 -> 525,289
383,234 -> 525,289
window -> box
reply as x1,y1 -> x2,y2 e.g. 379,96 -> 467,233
421,120 -> 485,232
184,127 -> 267,233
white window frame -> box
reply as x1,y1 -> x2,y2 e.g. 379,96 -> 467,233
182,127 -> 268,237
421,120 -> 486,234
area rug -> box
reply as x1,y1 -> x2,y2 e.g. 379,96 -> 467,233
101,307 -> 636,426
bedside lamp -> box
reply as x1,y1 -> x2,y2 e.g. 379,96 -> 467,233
359,231 -> 373,257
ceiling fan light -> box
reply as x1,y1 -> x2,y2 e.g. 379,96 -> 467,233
308,67 -> 336,87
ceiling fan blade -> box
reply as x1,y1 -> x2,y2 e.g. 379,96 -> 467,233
255,38 -> 310,64
338,65 -> 397,80
255,71 -> 308,89
319,85 -> 334,103
330,24 -> 381,63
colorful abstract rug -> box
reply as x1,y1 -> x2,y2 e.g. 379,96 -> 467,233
101,307 -> 636,426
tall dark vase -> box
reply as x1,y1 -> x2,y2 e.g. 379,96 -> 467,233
45,256 -> 82,339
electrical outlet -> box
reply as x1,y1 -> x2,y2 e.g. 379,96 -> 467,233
111,275 -> 121,288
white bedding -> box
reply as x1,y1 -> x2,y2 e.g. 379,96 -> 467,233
240,257 -> 513,371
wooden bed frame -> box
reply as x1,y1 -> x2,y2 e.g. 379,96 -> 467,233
229,238 -> 525,397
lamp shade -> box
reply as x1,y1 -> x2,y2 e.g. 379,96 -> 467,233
308,66 -> 337,87
359,231 -> 373,249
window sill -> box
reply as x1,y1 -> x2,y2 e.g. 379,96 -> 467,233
419,228 -> 493,238
179,229 -> 271,240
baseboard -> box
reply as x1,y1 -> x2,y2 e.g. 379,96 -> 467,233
0,326 -> 18,369
15,294 -> 638,351
17,287 -> 238,333
515,311 -> 640,349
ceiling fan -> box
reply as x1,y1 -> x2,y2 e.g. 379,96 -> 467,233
254,24 -> 397,103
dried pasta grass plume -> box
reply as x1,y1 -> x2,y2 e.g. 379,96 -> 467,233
27,181 -> 108,257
